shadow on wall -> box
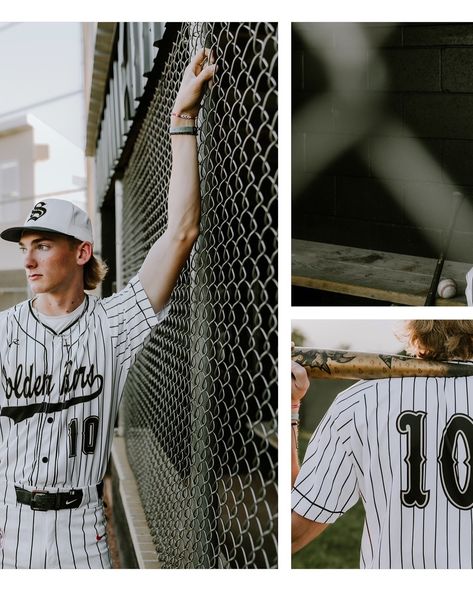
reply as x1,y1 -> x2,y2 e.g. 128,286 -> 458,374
292,22 -> 473,263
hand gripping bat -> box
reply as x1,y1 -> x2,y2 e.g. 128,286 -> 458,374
291,347 -> 473,380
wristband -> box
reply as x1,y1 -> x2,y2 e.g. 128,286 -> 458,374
291,412 -> 300,422
170,125 -> 198,135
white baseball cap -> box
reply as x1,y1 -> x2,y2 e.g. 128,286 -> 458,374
1,199 -> 93,244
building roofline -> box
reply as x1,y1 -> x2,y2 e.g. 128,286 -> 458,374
0,114 -> 35,138
85,22 -> 118,157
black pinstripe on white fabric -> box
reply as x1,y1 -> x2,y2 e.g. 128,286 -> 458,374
292,376 -> 473,569
0,275 -> 168,568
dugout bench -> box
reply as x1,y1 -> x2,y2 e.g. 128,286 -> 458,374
292,239 -> 469,306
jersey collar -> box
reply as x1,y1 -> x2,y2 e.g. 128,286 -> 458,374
28,294 -> 90,336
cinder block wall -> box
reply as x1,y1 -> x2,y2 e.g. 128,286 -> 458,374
292,23 -> 473,262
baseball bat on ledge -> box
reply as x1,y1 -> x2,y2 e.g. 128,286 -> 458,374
291,347 -> 473,380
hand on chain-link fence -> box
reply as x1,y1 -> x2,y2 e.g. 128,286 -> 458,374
117,22 -> 277,569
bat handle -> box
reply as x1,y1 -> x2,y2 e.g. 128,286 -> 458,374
424,257 -> 444,306
424,191 -> 464,307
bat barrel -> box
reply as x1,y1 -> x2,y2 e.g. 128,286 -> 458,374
291,347 -> 473,380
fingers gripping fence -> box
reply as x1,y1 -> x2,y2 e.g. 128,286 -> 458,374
119,23 -> 278,568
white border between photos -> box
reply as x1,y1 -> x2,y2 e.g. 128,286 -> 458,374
284,5 -> 473,587
2,568 -> 459,590
2,0 -> 470,23
2,2 -> 473,585
3,568 -> 469,588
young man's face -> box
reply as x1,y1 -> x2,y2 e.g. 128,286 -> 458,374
19,232 -> 82,295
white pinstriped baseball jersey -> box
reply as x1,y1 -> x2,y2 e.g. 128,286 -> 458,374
0,274 -> 167,568
292,376 -> 473,569
0,274 -> 167,491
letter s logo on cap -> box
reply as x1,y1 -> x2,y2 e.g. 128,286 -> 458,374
27,202 -> 47,222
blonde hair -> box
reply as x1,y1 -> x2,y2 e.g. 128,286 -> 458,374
83,254 -> 109,291
67,237 -> 108,291
403,320 -> 473,361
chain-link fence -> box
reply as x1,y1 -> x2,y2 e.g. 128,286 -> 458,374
118,22 -> 277,568
292,23 -> 473,306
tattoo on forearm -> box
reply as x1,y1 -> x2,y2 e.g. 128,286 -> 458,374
291,347 -> 473,380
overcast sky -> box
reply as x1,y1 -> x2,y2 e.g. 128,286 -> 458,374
292,319 -> 407,353
0,22 -> 84,148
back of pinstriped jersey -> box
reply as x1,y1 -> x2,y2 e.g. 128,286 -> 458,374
292,375 -> 473,568
0,275 -> 163,492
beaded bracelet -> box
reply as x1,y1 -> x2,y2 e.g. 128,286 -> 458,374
169,125 -> 198,136
171,112 -> 196,120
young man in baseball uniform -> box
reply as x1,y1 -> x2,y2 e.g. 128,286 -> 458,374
292,321 -> 473,568
0,49 -> 215,569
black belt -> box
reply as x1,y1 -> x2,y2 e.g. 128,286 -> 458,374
15,482 -> 103,511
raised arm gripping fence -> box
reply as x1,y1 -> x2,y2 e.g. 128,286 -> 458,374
117,23 -> 277,568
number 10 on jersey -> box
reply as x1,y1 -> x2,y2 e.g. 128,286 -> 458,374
67,416 -> 99,457
397,411 -> 473,510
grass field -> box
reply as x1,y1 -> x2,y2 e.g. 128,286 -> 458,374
292,430 -> 365,569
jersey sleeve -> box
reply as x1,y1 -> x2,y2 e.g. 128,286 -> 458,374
100,274 -> 170,366
291,396 -> 360,524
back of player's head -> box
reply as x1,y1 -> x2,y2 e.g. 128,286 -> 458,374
402,320 -> 473,361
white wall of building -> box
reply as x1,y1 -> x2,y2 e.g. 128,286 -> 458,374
32,115 -> 86,209
0,121 -> 34,271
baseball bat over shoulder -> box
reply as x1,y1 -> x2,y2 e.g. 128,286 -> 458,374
291,347 -> 473,380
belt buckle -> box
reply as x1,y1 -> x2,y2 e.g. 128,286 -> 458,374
30,490 -> 50,511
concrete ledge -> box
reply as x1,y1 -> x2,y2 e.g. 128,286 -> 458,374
111,435 -> 161,569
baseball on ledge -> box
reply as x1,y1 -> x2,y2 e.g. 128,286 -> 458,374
437,278 -> 457,299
